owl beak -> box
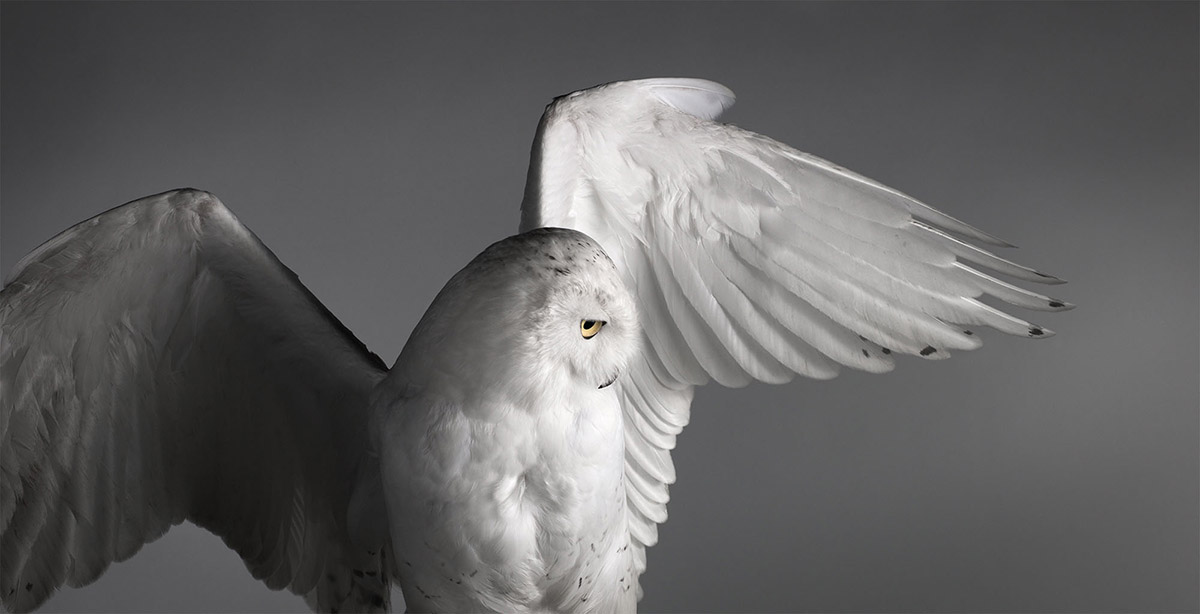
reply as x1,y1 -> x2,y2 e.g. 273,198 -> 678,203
598,374 -> 617,389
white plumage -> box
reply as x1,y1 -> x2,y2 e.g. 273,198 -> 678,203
0,78 -> 1070,613
377,229 -> 641,613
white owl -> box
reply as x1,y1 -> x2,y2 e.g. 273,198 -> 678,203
0,79 -> 1070,613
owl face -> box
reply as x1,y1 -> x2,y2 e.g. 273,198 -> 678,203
523,258 -> 639,391
395,227 -> 639,405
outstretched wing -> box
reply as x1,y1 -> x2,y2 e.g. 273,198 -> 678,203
1,189 -> 392,613
519,78 -> 1073,595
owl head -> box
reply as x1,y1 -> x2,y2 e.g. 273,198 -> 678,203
393,227 -> 640,407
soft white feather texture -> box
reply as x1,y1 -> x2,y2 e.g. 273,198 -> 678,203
519,78 -> 1073,596
375,229 -> 642,614
0,189 -> 391,613
0,78 -> 1071,614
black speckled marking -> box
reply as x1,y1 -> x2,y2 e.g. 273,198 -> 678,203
881,347 -> 892,355
920,346 -> 937,356
1049,301 -> 1064,308
963,330 -> 974,336
26,583 -> 33,591
1029,327 -> 1044,336
861,349 -> 869,357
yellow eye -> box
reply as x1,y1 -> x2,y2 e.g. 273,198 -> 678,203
580,319 -> 605,339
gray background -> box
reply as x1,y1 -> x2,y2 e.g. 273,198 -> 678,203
2,2 -> 1196,612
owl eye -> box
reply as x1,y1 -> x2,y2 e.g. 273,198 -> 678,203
580,319 -> 606,339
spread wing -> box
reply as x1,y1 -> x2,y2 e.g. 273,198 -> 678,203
519,78 -> 1073,596
1,189 -> 392,613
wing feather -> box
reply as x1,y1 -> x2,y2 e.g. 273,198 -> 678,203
1,189 -> 392,613
521,78 -> 1072,599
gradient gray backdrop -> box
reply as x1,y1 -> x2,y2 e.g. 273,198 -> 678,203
2,2 -> 1196,613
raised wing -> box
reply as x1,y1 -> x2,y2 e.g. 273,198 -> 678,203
1,189 -> 391,612
519,78 -> 1073,596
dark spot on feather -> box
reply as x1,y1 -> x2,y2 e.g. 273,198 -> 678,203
581,596 -> 588,602
920,346 -> 937,356
547,254 -> 556,260
1029,327 -> 1044,336
579,577 -> 583,588
1049,301 -> 1064,308
554,267 -> 569,276
963,330 -> 974,335
590,542 -> 596,552
470,569 -> 478,577
404,560 -> 412,567
861,349 -> 869,357
25,583 -> 32,591
881,347 -> 892,355
858,335 -> 867,342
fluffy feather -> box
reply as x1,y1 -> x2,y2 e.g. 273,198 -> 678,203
0,189 -> 391,613
520,77 -> 1073,598
376,229 -> 641,613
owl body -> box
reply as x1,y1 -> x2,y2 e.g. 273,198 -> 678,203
376,228 -> 642,613
380,379 -> 636,613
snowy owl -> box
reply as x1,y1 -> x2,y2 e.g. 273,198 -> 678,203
379,228 -> 642,613
0,78 -> 1071,613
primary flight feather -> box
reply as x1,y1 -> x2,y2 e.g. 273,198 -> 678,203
0,78 -> 1071,613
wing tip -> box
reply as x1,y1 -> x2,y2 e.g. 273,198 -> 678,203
1047,299 -> 1076,311
1026,325 -> 1056,339
1034,270 -> 1068,285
